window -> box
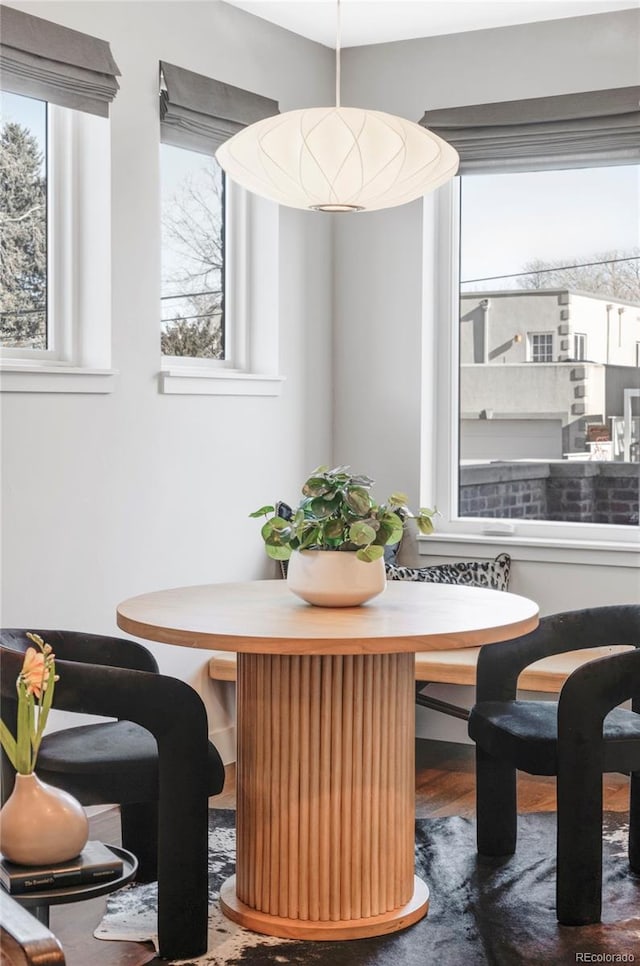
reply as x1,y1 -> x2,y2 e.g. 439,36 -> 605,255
0,5 -> 119,393
0,92 -> 48,355
457,165 -> 639,527
160,144 -> 225,362
157,62 -> 283,395
424,86 -> 640,548
574,333 -> 587,361
529,333 -> 554,363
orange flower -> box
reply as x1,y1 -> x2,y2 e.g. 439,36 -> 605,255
20,646 -> 50,699
1,634 -> 58,774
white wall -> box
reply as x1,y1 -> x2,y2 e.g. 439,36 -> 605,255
572,294 -> 640,366
0,1 -> 334,759
457,291 -> 640,368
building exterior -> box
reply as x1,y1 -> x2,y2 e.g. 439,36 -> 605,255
459,289 -> 640,460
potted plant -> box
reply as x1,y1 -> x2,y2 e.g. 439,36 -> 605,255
251,465 -> 436,607
0,634 -> 89,865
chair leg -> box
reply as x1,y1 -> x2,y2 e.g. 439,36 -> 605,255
630,771 -> 640,873
556,765 -> 603,925
120,802 -> 158,882
157,792 -> 209,959
475,745 -> 517,856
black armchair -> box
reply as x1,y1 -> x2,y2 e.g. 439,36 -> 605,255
468,605 -> 640,926
0,630 -> 225,960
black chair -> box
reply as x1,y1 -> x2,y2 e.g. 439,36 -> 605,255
0,630 -> 225,960
468,605 -> 640,926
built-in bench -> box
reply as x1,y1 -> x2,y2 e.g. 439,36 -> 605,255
209,645 -> 632,721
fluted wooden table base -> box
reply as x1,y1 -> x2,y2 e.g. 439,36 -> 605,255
221,651 -> 429,940
220,874 -> 429,940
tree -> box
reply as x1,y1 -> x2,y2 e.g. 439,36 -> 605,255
161,164 -> 224,358
0,122 -> 47,348
517,249 -> 640,303
160,314 -> 222,358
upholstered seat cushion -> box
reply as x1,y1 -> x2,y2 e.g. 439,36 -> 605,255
469,700 -> 640,776
386,552 -> 511,591
37,720 -> 224,804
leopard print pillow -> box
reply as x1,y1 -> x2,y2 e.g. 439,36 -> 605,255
386,552 -> 511,591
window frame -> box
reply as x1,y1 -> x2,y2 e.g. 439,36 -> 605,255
157,61 -> 283,397
528,332 -> 554,363
0,101 -> 116,393
423,177 -> 639,555
159,180 -> 284,396
574,332 -> 587,361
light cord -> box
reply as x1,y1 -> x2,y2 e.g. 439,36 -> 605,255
335,0 -> 341,107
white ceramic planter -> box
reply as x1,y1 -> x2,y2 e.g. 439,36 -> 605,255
287,549 -> 386,607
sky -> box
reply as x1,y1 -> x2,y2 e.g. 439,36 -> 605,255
1,91 -> 46,174
160,143 -> 223,325
460,164 -> 640,290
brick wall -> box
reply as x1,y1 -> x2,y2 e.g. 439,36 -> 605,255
460,462 -> 638,525
546,463 -> 598,523
459,464 -> 548,519
594,464 -> 640,525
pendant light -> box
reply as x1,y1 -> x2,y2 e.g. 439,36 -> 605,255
215,0 -> 459,212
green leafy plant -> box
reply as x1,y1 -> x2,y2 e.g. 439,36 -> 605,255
251,465 -> 436,563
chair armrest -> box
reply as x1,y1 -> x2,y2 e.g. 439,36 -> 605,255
476,605 -> 640,703
51,660 -> 212,812
0,892 -> 65,965
558,646 -> 640,742
1,629 -> 158,673
0,652 -> 211,801
51,660 -> 208,740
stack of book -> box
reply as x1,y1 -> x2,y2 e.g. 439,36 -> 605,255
0,841 -> 124,894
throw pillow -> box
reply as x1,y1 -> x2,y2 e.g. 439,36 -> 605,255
385,552 -> 511,591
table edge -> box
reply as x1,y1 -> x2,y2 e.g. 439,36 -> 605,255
116,610 -> 539,655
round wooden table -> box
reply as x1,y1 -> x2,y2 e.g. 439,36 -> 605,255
117,580 -> 538,941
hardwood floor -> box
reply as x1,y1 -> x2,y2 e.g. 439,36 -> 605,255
18,740 -> 631,966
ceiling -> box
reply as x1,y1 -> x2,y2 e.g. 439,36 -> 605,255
225,0 -> 639,48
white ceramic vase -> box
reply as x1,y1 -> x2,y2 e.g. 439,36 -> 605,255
287,549 -> 386,607
0,772 -> 89,865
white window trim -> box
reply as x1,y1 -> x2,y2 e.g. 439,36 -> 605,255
421,179 -> 639,562
160,181 -> 284,396
0,104 -> 117,393
574,332 -> 587,361
528,332 -> 554,363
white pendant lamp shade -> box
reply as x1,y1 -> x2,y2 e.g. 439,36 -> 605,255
216,105 -> 459,212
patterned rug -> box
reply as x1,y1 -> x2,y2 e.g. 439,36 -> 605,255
95,809 -> 640,965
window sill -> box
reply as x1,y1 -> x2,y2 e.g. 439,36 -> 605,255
417,532 -> 640,568
0,365 -> 118,394
160,367 -> 285,396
